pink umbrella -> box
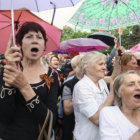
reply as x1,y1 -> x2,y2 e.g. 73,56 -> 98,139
130,43 -> 140,52
59,38 -> 109,52
0,10 -> 62,54
126,43 -> 140,59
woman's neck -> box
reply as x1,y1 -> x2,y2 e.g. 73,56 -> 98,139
120,105 -> 140,126
86,74 -> 100,89
22,58 -> 41,69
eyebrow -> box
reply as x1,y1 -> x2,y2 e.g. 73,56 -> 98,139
127,81 -> 140,84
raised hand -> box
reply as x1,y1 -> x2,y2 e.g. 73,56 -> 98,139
4,35 -> 22,67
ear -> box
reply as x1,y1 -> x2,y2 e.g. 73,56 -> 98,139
118,91 -> 122,98
84,63 -> 88,71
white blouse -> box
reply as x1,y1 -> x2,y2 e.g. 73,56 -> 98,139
99,106 -> 139,140
73,75 -> 109,140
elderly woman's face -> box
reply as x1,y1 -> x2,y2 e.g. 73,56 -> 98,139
21,31 -> 45,60
86,58 -> 106,80
121,73 -> 140,109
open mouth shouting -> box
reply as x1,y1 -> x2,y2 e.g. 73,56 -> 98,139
134,93 -> 140,101
31,47 -> 39,55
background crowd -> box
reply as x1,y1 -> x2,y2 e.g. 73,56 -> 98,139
0,22 -> 140,140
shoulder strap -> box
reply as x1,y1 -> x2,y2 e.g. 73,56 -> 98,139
38,109 -> 53,140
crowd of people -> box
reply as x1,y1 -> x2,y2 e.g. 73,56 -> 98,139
0,22 -> 140,140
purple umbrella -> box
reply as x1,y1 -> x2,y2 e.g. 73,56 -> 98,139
58,38 -> 109,52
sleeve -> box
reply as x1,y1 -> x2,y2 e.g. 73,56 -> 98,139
106,48 -> 116,71
73,83 -> 99,118
62,86 -> 72,100
26,71 -> 59,128
0,68 -> 16,123
99,107 -> 121,140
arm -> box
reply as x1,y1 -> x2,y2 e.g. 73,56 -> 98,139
106,39 -> 118,67
111,46 -> 125,80
73,80 -> 114,126
62,86 -> 73,115
106,48 -> 116,67
0,64 -> 17,124
89,80 -> 114,126
63,100 -> 73,115
89,93 -> 114,126
0,37 -> 21,123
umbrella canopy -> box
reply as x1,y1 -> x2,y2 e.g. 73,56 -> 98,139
130,43 -> 140,52
57,38 -> 109,52
69,0 -> 140,30
0,0 -> 81,11
125,43 -> 140,59
88,32 -> 116,46
0,0 -> 82,46
0,10 -> 62,54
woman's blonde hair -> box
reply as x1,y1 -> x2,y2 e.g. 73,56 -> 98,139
74,54 -> 84,78
113,70 -> 139,106
80,51 -> 106,77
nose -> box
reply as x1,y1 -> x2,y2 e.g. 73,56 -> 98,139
32,36 -> 38,44
136,83 -> 140,90
102,64 -> 106,70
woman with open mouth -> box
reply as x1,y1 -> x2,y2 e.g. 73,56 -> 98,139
100,70 -> 140,140
0,22 -> 58,140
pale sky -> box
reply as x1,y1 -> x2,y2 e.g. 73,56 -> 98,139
33,0 -> 84,29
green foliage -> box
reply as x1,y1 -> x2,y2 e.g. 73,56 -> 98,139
61,27 -> 91,42
61,25 -> 140,54
111,25 -> 140,50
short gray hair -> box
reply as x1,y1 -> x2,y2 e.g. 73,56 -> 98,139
80,51 -> 106,77
113,70 -> 139,106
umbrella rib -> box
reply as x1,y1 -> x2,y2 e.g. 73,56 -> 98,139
107,4 -> 115,30
70,0 -> 74,6
120,0 -> 140,24
17,11 -> 23,22
80,0 -> 107,11
87,1 -> 110,19
15,10 -> 23,30
0,12 -> 13,21
0,23 -> 11,30
35,0 -> 39,12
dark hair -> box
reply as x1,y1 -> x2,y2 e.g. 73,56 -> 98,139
16,22 -> 47,48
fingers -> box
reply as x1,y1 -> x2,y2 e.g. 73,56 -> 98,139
3,65 -> 20,86
4,65 -> 17,73
7,34 -> 13,50
5,46 -> 22,65
115,46 -> 125,57
5,34 -> 22,65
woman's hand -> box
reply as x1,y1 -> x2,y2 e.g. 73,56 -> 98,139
3,64 -> 36,100
3,65 -> 28,90
115,46 -> 125,59
5,35 -> 22,67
